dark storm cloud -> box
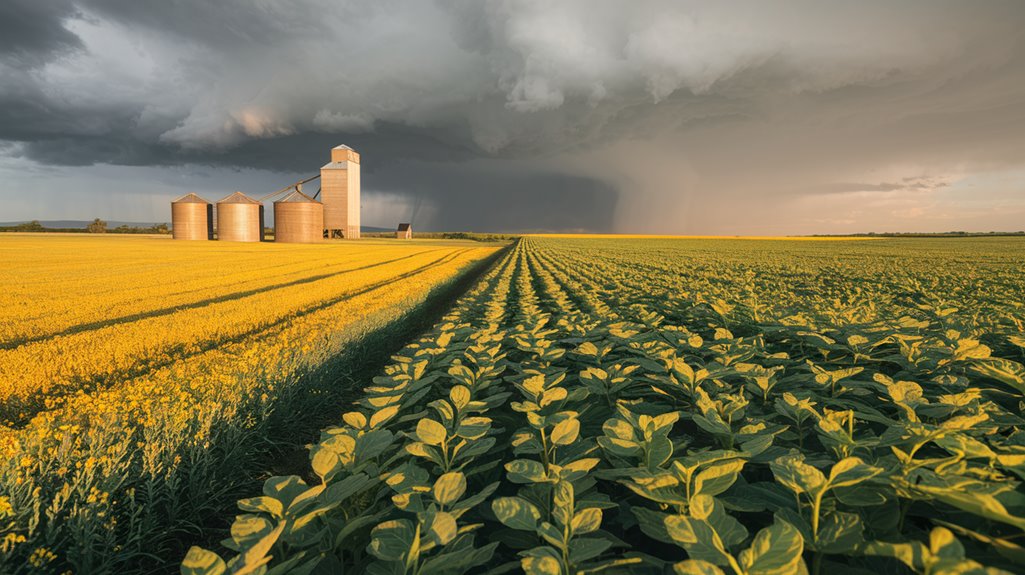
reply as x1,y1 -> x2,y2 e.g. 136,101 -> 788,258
0,0 -> 81,66
2,1 -> 1025,231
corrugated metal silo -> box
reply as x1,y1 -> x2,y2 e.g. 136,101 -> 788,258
274,190 -> 323,243
216,191 -> 264,242
171,193 -> 213,240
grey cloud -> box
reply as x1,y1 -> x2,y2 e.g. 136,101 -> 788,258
816,177 -> 951,195
0,0 -> 81,67
1,1 -> 1025,232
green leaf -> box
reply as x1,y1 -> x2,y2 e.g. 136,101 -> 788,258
915,485 -> 1025,531
551,418 -> 581,446
538,521 -> 565,548
860,539 -> 928,571
506,459 -> 549,483
827,457 -> 881,489
418,543 -> 499,575
552,481 -> 575,528
832,484 -> 888,507
230,515 -> 274,546
569,537 -> 612,563
521,555 -> 562,575
673,560 -> 726,575
693,413 -> 732,436
814,511 -> 863,553
237,496 -> 283,518
416,419 -> 448,446
970,358 -> 1025,395
370,405 -> 400,429
559,458 -> 600,481
665,514 -> 698,545
602,418 -> 635,442
492,497 -> 541,531
426,511 -> 457,547
234,521 -> 285,575
666,508 -> 739,566
455,416 -> 491,439
540,387 -> 568,407
452,481 -> 499,511
433,472 -> 466,506
368,519 -> 415,561
355,429 -> 395,461
693,459 -> 746,498
449,386 -> 471,410
770,455 -> 826,496
634,507 -> 674,544
936,520 -> 1025,564
646,435 -> 674,469
737,519 -> 805,575
690,494 -> 715,521
703,497 -> 749,550
342,411 -> 367,429
571,508 -> 603,535
181,547 -> 226,575
929,527 -> 964,560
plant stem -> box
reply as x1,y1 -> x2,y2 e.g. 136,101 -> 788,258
540,428 -> 551,471
897,498 -> 911,532
811,489 -> 825,542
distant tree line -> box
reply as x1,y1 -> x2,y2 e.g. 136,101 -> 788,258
0,219 -> 171,234
811,231 -> 1025,237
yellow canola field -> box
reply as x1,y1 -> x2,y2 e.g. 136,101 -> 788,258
0,241 -> 472,420
0,234 -> 500,569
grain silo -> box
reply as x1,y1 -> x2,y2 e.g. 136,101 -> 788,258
274,190 -> 323,243
216,191 -> 264,242
320,145 -> 360,239
171,193 -> 213,240
396,223 -> 412,239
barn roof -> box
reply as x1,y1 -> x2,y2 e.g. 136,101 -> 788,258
171,193 -> 210,204
276,189 -> 321,204
397,223 -> 412,231
217,191 -> 260,204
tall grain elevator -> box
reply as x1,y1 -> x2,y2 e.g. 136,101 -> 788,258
320,145 -> 360,239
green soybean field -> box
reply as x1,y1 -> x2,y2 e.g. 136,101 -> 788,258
185,236 -> 1025,575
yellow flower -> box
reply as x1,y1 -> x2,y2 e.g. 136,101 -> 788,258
28,547 -> 57,567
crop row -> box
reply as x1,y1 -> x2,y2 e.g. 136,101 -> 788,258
193,236 -> 1025,574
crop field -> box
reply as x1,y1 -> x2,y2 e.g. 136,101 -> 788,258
185,236 -> 1025,575
0,235 -> 503,574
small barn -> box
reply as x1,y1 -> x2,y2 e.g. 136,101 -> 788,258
396,223 -> 412,239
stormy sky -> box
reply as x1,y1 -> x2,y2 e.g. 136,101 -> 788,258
1,1 -> 1024,233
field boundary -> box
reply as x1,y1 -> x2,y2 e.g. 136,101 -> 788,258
145,242 -> 513,573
